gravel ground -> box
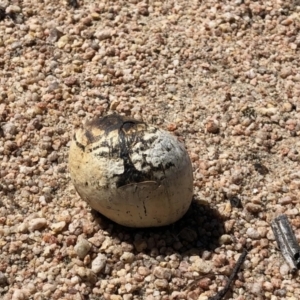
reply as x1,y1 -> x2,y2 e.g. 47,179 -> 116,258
1,0 -> 300,299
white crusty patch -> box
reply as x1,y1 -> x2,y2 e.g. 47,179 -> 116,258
130,129 -> 185,171
146,133 -> 181,167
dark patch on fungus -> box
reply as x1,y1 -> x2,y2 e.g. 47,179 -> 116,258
81,114 -> 145,146
74,133 -> 85,151
142,200 -> 147,216
74,114 -> 178,188
116,122 -> 152,188
117,120 -> 175,187
84,129 -> 96,144
165,162 -> 175,169
87,114 -> 144,136
122,121 -> 137,132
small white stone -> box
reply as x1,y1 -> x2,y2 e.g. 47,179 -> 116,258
91,254 -> 107,274
70,276 -> 80,285
191,259 -> 213,274
251,282 -> 262,295
50,221 -> 66,233
57,210 -> 72,223
280,263 -> 290,276
57,35 -> 69,48
246,228 -> 260,239
17,222 -> 28,233
74,238 -> 91,259
6,5 -> 21,14
2,122 -> 17,136
94,28 -> 114,40
281,102 -> 293,112
153,266 -> 172,280
124,283 -> 132,293
256,107 -> 278,116
263,281 -> 274,292
117,269 -> 126,277
123,294 -> 133,300
120,251 -> 135,263
28,218 -> 47,232
42,283 -> 56,292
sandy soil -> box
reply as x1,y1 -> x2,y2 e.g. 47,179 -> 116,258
1,0 -> 300,299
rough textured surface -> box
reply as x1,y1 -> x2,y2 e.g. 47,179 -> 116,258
1,0 -> 300,299
69,114 -> 193,227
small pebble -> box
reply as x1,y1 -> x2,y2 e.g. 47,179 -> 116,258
280,263 -> 290,276
153,267 -> 171,280
110,295 -> 122,300
47,28 -> 64,43
28,218 -> 47,232
251,282 -> 263,295
281,102 -> 293,112
91,254 -> 107,274
138,266 -> 151,276
192,259 -> 213,274
2,123 -> 17,136
280,67 -> 293,79
57,35 -> 69,48
246,228 -> 260,239
6,5 -> 22,14
50,221 -> 66,233
120,252 -> 135,263
206,119 -> 220,134
74,238 -> 91,259
245,203 -> 262,214
263,281 -> 274,292
218,234 -> 232,245
154,278 -> 169,289
198,277 -> 211,290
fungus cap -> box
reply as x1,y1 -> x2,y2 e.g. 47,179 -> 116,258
68,114 -> 193,227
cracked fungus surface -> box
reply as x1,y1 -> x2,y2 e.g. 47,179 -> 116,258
69,114 -> 193,227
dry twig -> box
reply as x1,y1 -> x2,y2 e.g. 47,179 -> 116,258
208,249 -> 247,300
271,214 -> 300,272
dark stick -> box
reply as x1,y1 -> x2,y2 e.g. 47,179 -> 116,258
271,214 -> 300,271
208,248 -> 248,300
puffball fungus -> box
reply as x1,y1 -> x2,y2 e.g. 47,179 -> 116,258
69,114 -> 193,227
